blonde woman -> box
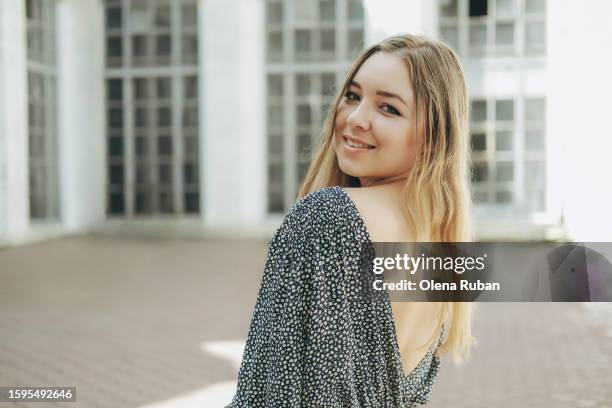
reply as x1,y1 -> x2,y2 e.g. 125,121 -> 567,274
227,33 -> 475,407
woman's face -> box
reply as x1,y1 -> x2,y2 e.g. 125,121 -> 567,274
333,51 -> 418,187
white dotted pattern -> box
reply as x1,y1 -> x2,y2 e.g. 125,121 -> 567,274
226,186 -> 444,407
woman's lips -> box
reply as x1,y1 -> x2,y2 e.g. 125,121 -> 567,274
343,136 -> 376,150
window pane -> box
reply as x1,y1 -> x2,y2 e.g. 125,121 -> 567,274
268,75 -> 283,97
268,105 -> 282,127
469,0 -> 488,16
296,74 -> 310,96
132,35 -> 147,57
496,23 -> 514,46
109,108 -> 123,127
184,163 -> 199,184
134,78 -> 148,99
526,98 -> 546,120
496,100 -> 513,121
184,76 -> 198,98
319,0 -> 335,22
158,107 -> 171,126
321,29 -> 335,53
268,191 -> 284,213
109,193 -> 125,214
159,164 -> 172,183
135,192 -> 152,214
267,31 -> 283,61
495,191 -> 512,203
469,23 -> 486,48
473,191 -> 488,203
107,37 -> 122,57
471,100 -> 487,122
295,30 -> 312,53
135,163 -> 150,184
496,0 -> 513,16
184,193 -> 199,213
182,34 -> 198,62
154,5 -> 170,27
525,130 -> 545,151
268,133 -> 283,156
135,136 -> 148,156
471,133 -> 486,152
297,105 -> 311,125
268,163 -> 283,183
440,0 -> 458,17
526,22 -> 546,51
135,107 -> 148,127
348,0 -> 364,21
109,165 -> 124,184
525,161 -> 545,187
495,131 -> 512,151
109,137 -> 123,157
158,136 -> 172,155
440,25 -> 459,50
159,193 -> 174,213
156,35 -> 171,57
108,79 -> 123,100
184,136 -> 199,157
157,78 -> 171,98
294,1 -> 313,22
297,133 -> 310,156
348,28 -> 364,54
496,162 -> 513,181
183,107 -> 198,126
321,73 -> 335,96
298,162 -> 309,183
525,0 -> 545,14
472,162 -> 488,182
129,3 -> 150,32
267,1 -> 283,24
106,7 -> 122,29
182,4 -> 198,27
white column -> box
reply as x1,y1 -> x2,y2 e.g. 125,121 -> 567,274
0,0 -> 29,244
56,0 -> 106,233
238,0 -> 266,226
548,0 -> 612,241
200,0 -> 265,229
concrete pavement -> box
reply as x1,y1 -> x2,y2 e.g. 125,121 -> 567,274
0,236 -> 611,407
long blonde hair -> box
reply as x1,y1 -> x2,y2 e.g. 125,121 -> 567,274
296,34 -> 475,363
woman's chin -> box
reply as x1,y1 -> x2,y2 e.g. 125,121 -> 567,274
338,162 -> 364,179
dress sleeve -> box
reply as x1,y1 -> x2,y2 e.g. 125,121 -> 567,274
226,202 -> 345,407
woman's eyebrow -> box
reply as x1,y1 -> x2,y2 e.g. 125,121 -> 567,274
349,80 -> 409,107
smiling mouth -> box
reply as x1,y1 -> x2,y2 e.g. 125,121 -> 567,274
343,136 -> 376,149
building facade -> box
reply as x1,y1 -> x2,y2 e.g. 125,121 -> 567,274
2,0 -> 610,246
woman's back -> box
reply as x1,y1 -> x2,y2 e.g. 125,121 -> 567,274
342,185 -> 445,381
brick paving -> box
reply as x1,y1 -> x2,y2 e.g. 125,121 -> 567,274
0,236 -> 611,407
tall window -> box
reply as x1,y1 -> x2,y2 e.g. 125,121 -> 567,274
105,0 -> 200,217
26,0 -> 60,221
470,97 -> 546,213
266,0 -> 366,213
438,0 -> 546,56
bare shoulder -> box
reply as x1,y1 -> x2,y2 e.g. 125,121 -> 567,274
342,186 -> 414,242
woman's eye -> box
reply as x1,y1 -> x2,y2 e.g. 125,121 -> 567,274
344,91 -> 360,101
382,104 -> 400,116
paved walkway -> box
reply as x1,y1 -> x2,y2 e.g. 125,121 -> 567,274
0,236 -> 611,407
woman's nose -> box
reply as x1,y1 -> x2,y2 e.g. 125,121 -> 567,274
346,102 -> 371,132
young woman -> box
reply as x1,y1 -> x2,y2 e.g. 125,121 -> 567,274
227,33 -> 475,407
